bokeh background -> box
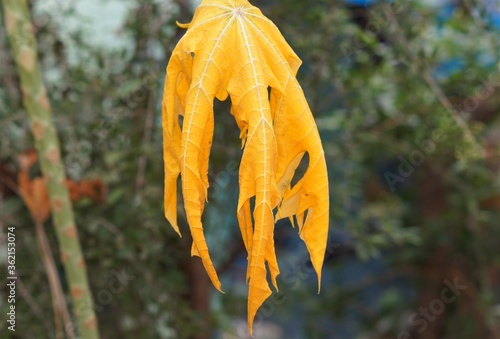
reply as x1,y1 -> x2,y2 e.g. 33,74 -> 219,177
1,0 -> 499,338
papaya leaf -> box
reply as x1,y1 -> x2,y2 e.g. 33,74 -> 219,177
162,0 -> 329,334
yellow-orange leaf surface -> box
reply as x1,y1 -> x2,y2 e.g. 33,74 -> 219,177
162,0 -> 329,334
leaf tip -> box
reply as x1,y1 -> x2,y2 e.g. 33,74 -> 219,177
215,284 -> 224,294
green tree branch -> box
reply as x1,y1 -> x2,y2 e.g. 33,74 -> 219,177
1,0 -> 100,338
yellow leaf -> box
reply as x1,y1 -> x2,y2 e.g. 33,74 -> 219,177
162,0 -> 329,335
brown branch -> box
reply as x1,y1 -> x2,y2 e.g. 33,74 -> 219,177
35,220 -> 75,339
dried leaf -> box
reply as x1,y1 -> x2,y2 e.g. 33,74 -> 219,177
17,150 -> 106,225
67,179 -> 107,204
162,0 -> 329,334
18,150 -> 51,224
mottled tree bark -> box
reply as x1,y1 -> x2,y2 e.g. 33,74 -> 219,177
1,1 -> 99,338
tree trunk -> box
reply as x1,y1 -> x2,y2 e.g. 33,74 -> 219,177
1,1 -> 100,338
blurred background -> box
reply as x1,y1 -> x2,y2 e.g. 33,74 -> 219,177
0,0 -> 499,338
